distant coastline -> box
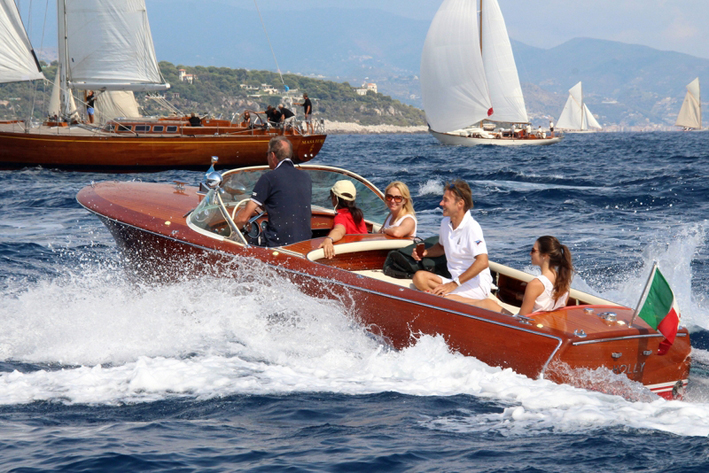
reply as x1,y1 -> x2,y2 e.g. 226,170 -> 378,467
323,120 -> 427,134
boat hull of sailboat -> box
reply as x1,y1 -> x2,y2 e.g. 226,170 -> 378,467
0,123 -> 326,171
430,129 -> 562,147
76,169 -> 691,400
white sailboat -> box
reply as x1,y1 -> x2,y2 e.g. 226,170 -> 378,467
420,0 -> 561,146
556,82 -> 602,133
675,78 -> 702,131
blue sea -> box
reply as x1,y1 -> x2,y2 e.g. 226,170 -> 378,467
2,132 -> 709,471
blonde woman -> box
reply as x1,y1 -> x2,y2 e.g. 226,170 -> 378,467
380,181 -> 417,238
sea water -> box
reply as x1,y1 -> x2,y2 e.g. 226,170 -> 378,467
1,132 -> 709,471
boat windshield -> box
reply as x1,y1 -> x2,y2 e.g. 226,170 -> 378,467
189,188 -> 235,238
220,166 -> 388,225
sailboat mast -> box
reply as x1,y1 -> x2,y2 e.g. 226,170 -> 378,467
56,0 -> 71,119
478,0 -> 483,127
580,84 -> 587,131
479,0 -> 483,53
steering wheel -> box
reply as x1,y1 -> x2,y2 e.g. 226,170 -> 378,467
231,198 -> 266,240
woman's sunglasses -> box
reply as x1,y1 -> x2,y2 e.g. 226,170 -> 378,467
385,194 -> 404,203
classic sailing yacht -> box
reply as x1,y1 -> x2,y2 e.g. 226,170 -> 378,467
675,78 -> 703,131
556,82 -> 602,133
420,0 -> 560,146
0,0 -> 325,171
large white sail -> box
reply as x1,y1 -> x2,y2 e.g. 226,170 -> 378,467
48,66 -> 79,120
480,0 -> 527,123
583,104 -> 601,130
675,78 -> 701,129
420,0 -> 492,133
556,93 -> 583,130
61,0 -> 169,91
0,0 -> 44,83
95,91 -> 141,124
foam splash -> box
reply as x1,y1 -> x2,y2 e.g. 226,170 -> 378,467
417,179 -> 443,196
1,229 -> 708,437
585,222 -> 709,330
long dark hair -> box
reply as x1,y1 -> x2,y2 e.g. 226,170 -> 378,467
332,193 -> 363,225
537,235 -> 573,301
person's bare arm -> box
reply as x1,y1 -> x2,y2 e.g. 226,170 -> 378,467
518,278 -> 545,315
413,242 -> 443,261
318,224 -> 346,259
233,200 -> 259,229
430,253 -> 488,296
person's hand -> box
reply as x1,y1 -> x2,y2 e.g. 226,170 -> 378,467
412,248 -> 427,261
318,238 -> 335,259
429,282 -> 456,296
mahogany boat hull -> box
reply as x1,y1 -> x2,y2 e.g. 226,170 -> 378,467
77,179 -> 692,400
0,125 -> 326,172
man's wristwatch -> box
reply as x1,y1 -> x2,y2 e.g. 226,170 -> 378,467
453,277 -> 461,287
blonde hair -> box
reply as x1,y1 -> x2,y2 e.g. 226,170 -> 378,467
385,181 -> 415,217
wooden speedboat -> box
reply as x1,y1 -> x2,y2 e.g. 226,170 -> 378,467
0,116 -> 326,172
76,165 -> 691,399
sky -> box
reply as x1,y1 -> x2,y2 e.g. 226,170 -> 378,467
218,0 -> 709,60
16,0 -> 709,61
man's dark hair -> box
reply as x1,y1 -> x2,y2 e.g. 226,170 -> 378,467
268,136 -> 293,162
445,179 -> 474,211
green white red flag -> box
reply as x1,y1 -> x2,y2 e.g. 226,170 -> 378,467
637,266 -> 681,355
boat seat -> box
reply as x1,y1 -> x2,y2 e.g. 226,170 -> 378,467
307,238 -> 412,262
352,269 -> 415,289
352,269 -> 520,314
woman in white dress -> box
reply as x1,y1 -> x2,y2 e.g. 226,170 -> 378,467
518,236 -> 574,315
379,181 -> 417,238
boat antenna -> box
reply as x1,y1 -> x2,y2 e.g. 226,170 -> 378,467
253,0 -> 288,91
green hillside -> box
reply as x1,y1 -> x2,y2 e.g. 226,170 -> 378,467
0,62 -> 424,126
153,62 -> 425,126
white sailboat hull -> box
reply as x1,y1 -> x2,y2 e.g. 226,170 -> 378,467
430,129 -> 562,146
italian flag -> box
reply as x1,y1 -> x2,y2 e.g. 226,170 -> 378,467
637,266 -> 681,355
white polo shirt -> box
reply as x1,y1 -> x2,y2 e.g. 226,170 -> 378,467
439,211 -> 492,295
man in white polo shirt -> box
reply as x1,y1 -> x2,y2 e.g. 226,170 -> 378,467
412,180 -> 502,311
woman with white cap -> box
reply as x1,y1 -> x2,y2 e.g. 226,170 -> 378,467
319,180 -> 367,259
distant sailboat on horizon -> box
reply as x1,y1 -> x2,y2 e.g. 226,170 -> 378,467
675,78 -> 703,131
556,82 -> 602,133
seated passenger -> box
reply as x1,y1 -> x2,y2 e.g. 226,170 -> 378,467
318,180 -> 367,259
379,181 -> 417,238
411,180 -> 501,312
241,111 -> 252,127
518,236 -> 574,315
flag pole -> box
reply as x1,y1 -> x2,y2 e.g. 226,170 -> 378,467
630,261 -> 657,328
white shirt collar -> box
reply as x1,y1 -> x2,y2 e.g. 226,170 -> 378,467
275,158 -> 293,170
